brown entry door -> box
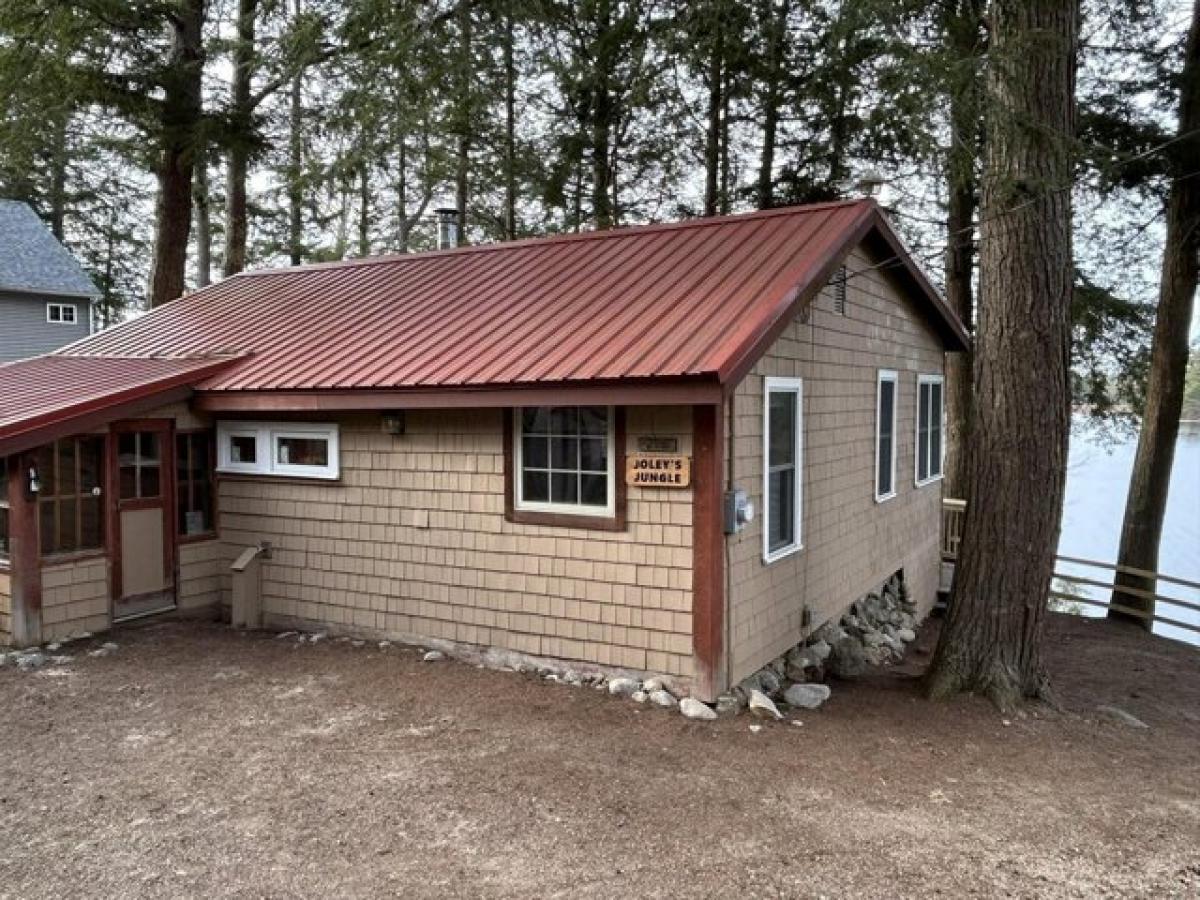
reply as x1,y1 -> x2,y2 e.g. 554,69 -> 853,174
113,423 -> 176,620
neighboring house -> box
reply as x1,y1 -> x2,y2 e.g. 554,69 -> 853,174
0,200 -> 98,363
0,200 -> 966,700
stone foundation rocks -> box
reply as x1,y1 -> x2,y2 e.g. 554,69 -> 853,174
732,572 -> 922,717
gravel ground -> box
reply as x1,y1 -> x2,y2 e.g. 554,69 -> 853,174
0,613 -> 1197,899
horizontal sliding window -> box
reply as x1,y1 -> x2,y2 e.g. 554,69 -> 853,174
216,422 -> 340,480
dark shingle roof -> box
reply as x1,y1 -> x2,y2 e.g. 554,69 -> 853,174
0,200 -> 99,298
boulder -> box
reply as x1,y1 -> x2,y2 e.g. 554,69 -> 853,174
714,694 -> 742,716
16,652 -> 46,670
784,683 -> 831,709
631,690 -> 649,703
607,677 -> 640,697
642,678 -> 664,694
680,698 -> 718,721
862,630 -> 884,647
748,689 -> 783,720
897,627 -> 917,643
649,689 -> 678,709
827,637 -> 869,680
754,668 -> 782,696
421,650 -> 445,662
809,640 -> 832,662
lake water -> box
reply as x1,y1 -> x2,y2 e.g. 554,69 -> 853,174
1058,421 -> 1200,645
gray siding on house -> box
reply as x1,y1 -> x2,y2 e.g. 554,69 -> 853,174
0,291 -> 92,362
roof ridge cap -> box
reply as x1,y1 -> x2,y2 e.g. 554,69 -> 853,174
233,200 -> 874,280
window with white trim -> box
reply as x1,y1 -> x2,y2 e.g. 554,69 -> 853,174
515,406 -> 615,516
875,370 -> 898,501
763,377 -> 803,562
216,422 -> 340,480
46,302 -> 77,324
916,374 -> 945,485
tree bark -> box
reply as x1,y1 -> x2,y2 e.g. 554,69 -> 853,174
755,0 -> 788,210
287,0 -> 305,267
223,0 -> 257,278
926,0 -> 1078,709
194,141 -> 212,287
703,2 -> 724,217
503,1 -> 517,240
148,0 -> 206,307
454,0 -> 472,245
1109,0 -> 1200,627
941,0 -> 985,499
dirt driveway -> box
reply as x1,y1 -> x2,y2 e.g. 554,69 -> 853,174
0,613 -> 1197,899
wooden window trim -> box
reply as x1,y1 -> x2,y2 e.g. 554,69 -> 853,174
503,408 -> 627,532
177,428 -> 219,541
36,435 -> 107,558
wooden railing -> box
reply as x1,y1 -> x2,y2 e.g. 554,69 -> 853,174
941,499 -> 1200,636
941,498 -> 966,560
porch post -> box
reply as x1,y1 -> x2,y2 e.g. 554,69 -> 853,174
7,454 -> 42,646
692,403 -> 726,702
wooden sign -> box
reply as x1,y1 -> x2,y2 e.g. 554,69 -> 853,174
626,454 -> 691,488
637,436 -> 679,453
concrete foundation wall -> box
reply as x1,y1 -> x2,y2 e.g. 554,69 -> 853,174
726,245 -> 946,686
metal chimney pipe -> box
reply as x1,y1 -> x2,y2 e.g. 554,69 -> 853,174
435,207 -> 459,250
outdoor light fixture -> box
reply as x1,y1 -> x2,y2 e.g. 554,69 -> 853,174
381,411 -> 406,435
27,464 -> 40,498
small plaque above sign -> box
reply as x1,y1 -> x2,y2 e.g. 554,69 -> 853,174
626,454 -> 691,488
637,436 -> 679,454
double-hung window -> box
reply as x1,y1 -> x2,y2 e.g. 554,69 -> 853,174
916,374 -> 945,485
875,370 -> 898,501
515,406 -> 615,517
763,377 -> 802,562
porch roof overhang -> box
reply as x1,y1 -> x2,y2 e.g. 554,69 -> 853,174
0,355 -> 240,458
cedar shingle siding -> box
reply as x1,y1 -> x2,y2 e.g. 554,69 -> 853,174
726,246 -> 944,685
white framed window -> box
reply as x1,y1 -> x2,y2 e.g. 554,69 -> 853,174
875,370 -> 898,502
916,374 -> 945,486
216,422 -> 339,480
763,376 -> 803,563
515,406 -> 615,517
47,302 -> 77,324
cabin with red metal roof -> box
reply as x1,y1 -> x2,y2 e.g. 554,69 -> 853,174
0,200 -> 966,700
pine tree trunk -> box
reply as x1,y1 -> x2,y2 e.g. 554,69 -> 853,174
48,113 -> 68,240
941,0 -> 984,499
287,0 -> 304,267
703,5 -> 723,217
148,0 -> 206,307
194,143 -> 212,287
926,0 -> 1078,709
358,162 -> 371,257
503,1 -> 517,240
756,0 -> 788,210
223,0 -> 257,278
1109,1 -> 1200,627
454,0 -> 472,245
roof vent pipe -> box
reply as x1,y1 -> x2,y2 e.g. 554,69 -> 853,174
435,208 -> 459,250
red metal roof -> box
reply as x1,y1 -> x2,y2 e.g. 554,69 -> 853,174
60,201 -> 966,397
0,355 -> 238,456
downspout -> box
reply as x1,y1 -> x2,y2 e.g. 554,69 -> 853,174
723,388 -> 736,694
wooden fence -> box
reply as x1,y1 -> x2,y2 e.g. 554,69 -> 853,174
941,499 -> 1200,636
